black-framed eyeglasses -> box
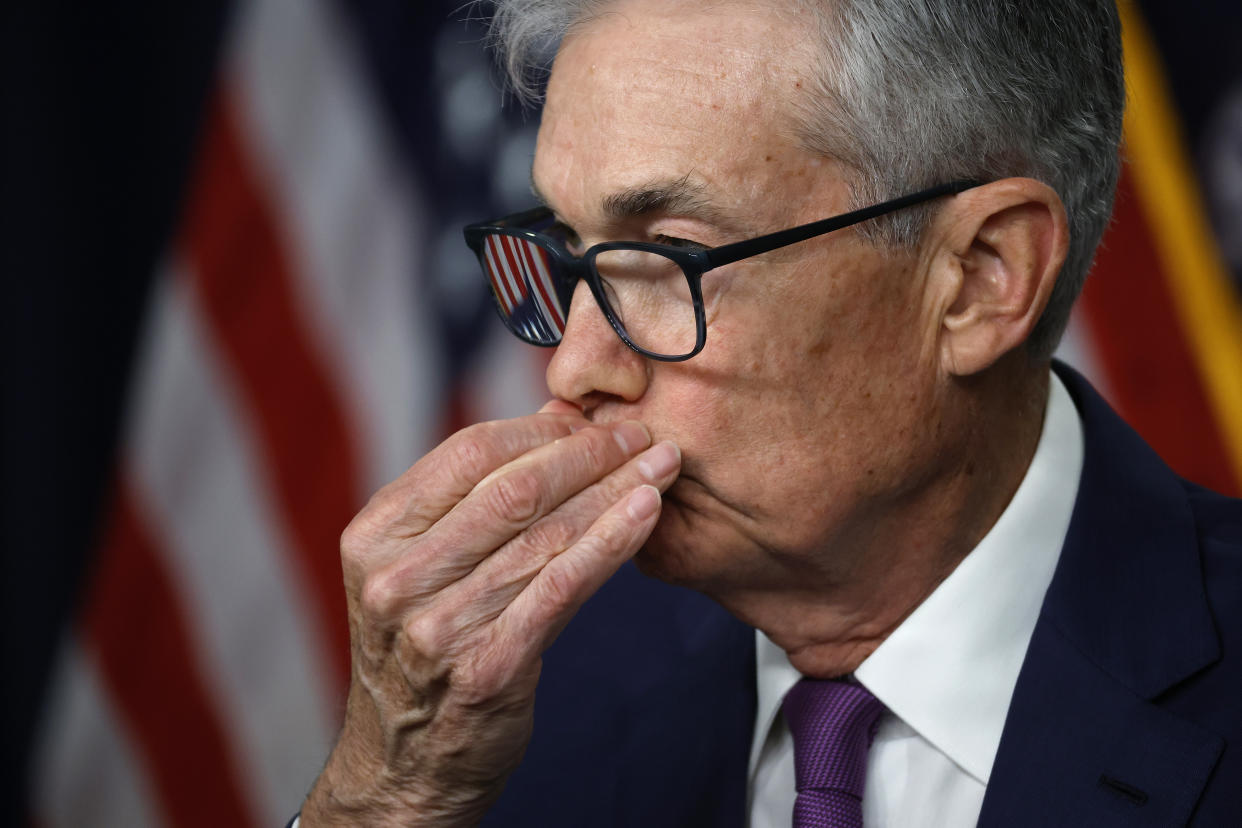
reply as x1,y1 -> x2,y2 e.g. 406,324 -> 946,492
463,179 -> 980,361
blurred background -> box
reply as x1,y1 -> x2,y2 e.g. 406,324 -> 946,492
3,0 -> 1240,825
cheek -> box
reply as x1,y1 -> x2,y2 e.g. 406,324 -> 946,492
688,257 -> 932,490
652,242 -> 935,492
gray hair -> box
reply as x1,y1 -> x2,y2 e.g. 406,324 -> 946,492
486,0 -> 1124,359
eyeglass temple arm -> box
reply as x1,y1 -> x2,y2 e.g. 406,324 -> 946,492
703,179 -> 980,270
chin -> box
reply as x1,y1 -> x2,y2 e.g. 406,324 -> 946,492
631,533 -> 697,586
631,506 -> 726,589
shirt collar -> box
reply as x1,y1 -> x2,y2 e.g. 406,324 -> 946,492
750,371 -> 1084,785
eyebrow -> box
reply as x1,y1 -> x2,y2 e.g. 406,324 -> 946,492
530,173 -> 734,228
602,176 -> 726,223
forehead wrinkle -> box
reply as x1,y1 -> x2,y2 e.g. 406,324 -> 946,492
535,4 -> 816,238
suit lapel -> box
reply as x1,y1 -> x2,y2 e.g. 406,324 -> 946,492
979,365 -> 1224,826
979,615 -> 1223,826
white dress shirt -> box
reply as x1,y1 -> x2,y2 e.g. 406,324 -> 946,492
749,372 -> 1084,828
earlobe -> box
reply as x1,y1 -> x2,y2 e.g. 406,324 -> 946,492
936,178 -> 1069,376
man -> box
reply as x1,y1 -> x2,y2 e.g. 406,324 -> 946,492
299,0 -> 1241,825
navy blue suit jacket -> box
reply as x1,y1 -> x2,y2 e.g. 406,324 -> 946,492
483,364 -> 1242,826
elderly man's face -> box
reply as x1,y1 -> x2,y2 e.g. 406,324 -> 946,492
533,0 -> 949,599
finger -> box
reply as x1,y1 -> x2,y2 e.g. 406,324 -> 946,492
408,485 -> 662,702
496,484 -> 663,659
538,399 -> 582,416
341,413 -> 592,601
429,418 -> 651,555
359,421 -> 655,622
431,440 -> 681,630
379,421 -> 652,598
355,412 -> 589,541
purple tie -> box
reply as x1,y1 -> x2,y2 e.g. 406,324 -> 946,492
782,678 -> 886,828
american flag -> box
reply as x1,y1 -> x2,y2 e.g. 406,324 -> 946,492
26,0 -> 547,824
483,234 -> 568,343
18,0 -> 1242,825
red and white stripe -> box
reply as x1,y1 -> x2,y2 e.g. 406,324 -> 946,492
483,234 -> 566,335
33,643 -> 163,828
484,235 -> 529,315
32,0 -> 444,824
520,242 -> 567,334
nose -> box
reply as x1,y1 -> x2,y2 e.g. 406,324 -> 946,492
546,279 -> 649,414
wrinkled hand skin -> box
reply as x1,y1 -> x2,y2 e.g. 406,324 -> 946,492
301,403 -> 682,827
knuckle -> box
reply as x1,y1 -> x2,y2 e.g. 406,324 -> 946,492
537,559 -> 583,612
578,428 -> 614,470
340,486 -> 409,561
486,468 -> 545,526
360,570 -> 403,620
339,514 -> 374,569
403,612 -> 448,659
521,517 -> 578,557
448,423 -> 500,477
572,530 -> 611,562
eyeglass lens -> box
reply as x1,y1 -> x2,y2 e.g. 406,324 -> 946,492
480,234 -> 571,345
591,248 -> 697,357
477,234 -> 699,357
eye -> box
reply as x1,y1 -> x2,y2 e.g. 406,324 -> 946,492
653,233 -> 708,251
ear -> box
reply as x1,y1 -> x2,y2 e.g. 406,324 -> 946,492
932,178 -> 1069,376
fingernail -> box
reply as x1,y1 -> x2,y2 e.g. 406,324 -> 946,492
626,485 -> 661,521
613,420 -> 651,454
637,441 -> 681,481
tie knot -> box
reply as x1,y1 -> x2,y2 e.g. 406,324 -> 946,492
782,678 -> 885,800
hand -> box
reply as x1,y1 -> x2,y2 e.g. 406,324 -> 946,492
301,405 -> 682,826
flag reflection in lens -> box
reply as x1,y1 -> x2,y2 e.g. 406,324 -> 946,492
481,234 -> 569,345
